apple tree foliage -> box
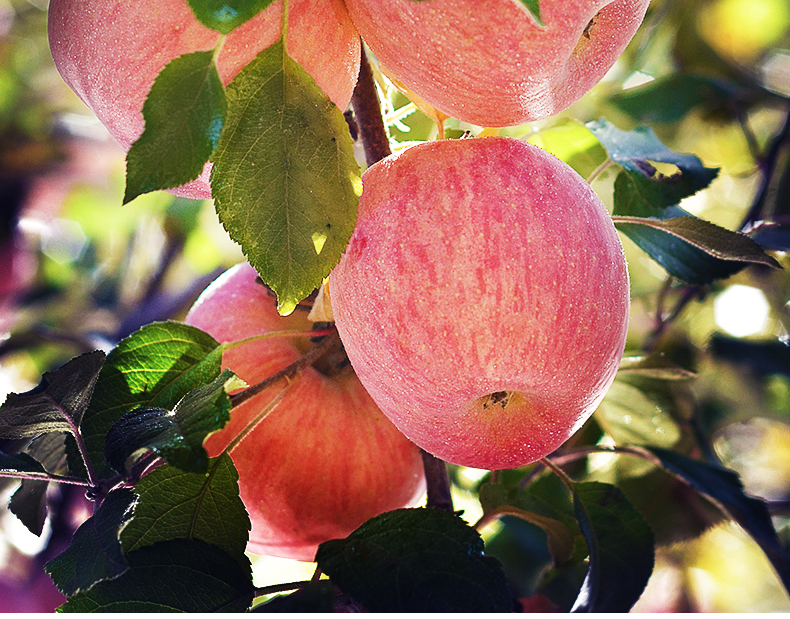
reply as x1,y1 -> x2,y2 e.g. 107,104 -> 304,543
2,0 -> 790,612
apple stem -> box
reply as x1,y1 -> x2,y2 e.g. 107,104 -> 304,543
222,327 -> 337,354
351,46 -> 392,167
421,449 -> 454,512
224,383 -> 291,455
228,330 -> 341,409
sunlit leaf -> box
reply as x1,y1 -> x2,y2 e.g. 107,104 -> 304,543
124,51 -> 226,203
595,378 -> 682,448
211,39 -> 361,315
251,581 -> 336,612
0,350 -> 105,440
618,354 -> 697,380
515,0 -> 544,27
80,322 -> 223,478
102,369 -> 236,474
526,118 -> 607,179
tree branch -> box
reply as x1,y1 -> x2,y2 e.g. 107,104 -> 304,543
421,449 -> 454,512
349,54 -> 456,508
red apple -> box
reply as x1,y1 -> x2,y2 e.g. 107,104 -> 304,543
47,0 -> 360,199
328,137 -> 630,470
342,0 -> 650,127
184,262 -> 425,560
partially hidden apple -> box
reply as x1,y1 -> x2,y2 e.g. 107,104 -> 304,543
184,262 -> 426,560
329,137 -> 630,470
342,0 -> 651,127
47,0 -> 360,199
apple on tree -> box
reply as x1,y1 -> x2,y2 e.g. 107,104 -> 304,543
329,136 -> 630,471
342,0 -> 651,127
47,0 -> 360,199
184,262 -> 426,561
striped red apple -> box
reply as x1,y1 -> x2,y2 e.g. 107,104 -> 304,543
329,137 -> 630,470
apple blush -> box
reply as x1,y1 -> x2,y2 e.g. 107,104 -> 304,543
329,137 -> 630,470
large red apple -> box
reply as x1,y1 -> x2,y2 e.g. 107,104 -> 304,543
47,0 -> 360,199
342,0 -> 650,127
328,137 -> 630,470
184,262 -> 425,560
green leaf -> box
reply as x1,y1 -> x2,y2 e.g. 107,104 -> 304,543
618,353 -> 696,380
604,140 -> 765,284
45,489 -> 138,597
595,378 -> 682,448
609,74 -> 740,124
516,0 -> 544,27
641,446 -> 790,592
80,322 -> 223,478
102,369 -> 236,474
211,39 -> 361,315
614,209 -> 748,284
316,508 -> 513,612
186,0 -> 275,34
614,215 -> 781,269
120,455 -> 250,569
588,118 -> 720,210
478,482 -> 576,566
58,538 -> 254,612
124,51 -> 226,203
0,350 -> 105,440
570,481 -> 655,612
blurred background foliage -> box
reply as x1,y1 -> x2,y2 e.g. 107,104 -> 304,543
3,0 -> 790,612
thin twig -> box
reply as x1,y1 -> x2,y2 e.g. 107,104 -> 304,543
740,103 -> 790,230
643,282 -> 702,352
